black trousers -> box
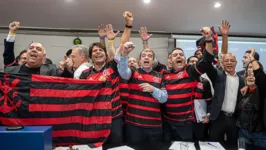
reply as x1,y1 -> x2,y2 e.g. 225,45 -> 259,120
193,122 -> 209,141
125,123 -> 163,144
209,112 -> 238,150
163,120 -> 193,142
103,117 -> 123,149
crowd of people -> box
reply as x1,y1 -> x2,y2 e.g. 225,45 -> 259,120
2,11 -> 266,150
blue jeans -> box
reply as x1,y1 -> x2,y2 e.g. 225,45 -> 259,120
239,128 -> 266,149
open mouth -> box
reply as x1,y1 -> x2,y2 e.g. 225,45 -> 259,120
143,61 -> 149,65
226,66 -> 233,69
95,55 -> 103,59
29,53 -> 37,59
176,60 -> 183,65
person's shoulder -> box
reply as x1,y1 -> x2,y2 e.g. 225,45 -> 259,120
4,65 -> 20,73
237,70 -> 245,76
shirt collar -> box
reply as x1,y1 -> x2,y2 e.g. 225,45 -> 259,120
93,62 -> 106,72
225,71 -> 237,76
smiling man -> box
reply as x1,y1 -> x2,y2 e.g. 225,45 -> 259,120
118,42 -> 168,144
4,42 -> 73,77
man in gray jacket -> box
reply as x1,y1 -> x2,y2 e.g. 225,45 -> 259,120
5,41 -> 73,77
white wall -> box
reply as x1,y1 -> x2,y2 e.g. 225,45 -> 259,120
0,32 -> 169,72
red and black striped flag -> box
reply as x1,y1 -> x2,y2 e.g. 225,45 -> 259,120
0,72 -> 112,148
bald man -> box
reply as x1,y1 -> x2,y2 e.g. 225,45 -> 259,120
206,53 -> 245,150
5,42 -> 73,77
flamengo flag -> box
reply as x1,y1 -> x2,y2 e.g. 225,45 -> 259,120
0,72 -> 112,148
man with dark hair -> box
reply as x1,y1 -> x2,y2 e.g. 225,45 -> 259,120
162,27 -> 214,142
80,11 -> 133,148
187,55 -> 199,64
238,49 -> 260,78
118,42 -> 167,144
66,49 -> 72,57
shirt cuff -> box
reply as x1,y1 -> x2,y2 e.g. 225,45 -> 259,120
6,32 -> 16,42
114,53 -> 121,62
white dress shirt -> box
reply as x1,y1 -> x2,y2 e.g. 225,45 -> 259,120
74,62 -> 92,79
221,72 -> 239,113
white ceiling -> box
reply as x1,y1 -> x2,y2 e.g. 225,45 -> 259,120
0,0 -> 266,36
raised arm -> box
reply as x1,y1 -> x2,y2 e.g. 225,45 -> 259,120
218,20 -> 231,54
98,24 -> 106,48
188,27 -> 216,82
120,11 -> 133,46
139,27 -> 153,49
3,21 -> 20,67
106,24 -> 120,60
117,42 -> 135,80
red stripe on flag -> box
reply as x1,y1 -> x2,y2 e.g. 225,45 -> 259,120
166,101 -> 193,108
32,74 -> 102,84
53,130 -> 110,139
127,112 -> 161,121
0,116 -> 112,125
29,102 -> 111,112
30,88 -> 100,98
166,82 -> 197,90
127,104 -> 160,112
168,92 -> 194,99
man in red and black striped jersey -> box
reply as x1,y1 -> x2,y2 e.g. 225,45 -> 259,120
79,11 -> 134,147
162,27 -> 215,142
117,42 -> 168,144
79,42 -> 123,146
187,55 -> 213,141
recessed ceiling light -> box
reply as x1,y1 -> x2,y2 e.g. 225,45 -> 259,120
144,0 -> 151,4
214,2 -> 221,8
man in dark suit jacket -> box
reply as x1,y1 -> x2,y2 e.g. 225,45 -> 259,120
206,53 -> 245,150
4,41 -> 73,77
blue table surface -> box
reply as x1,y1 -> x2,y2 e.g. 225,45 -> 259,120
0,126 -> 52,133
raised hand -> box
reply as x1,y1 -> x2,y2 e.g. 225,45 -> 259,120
9,21 -> 20,33
200,27 -> 212,39
248,48 -> 255,61
139,83 -> 155,93
121,42 -> 135,57
98,24 -> 106,38
106,24 -> 120,40
139,27 -> 153,42
218,20 -> 231,36
123,11 -> 133,26
64,57 -> 73,72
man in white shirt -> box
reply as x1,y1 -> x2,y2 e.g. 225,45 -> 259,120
71,45 -> 92,79
206,53 -> 245,150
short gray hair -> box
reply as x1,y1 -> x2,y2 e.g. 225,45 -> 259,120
72,45 -> 89,60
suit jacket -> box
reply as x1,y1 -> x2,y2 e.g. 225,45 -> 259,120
207,68 -> 245,120
3,39 -> 17,67
4,64 -> 73,78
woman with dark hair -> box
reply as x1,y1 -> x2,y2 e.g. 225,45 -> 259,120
236,49 -> 266,149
